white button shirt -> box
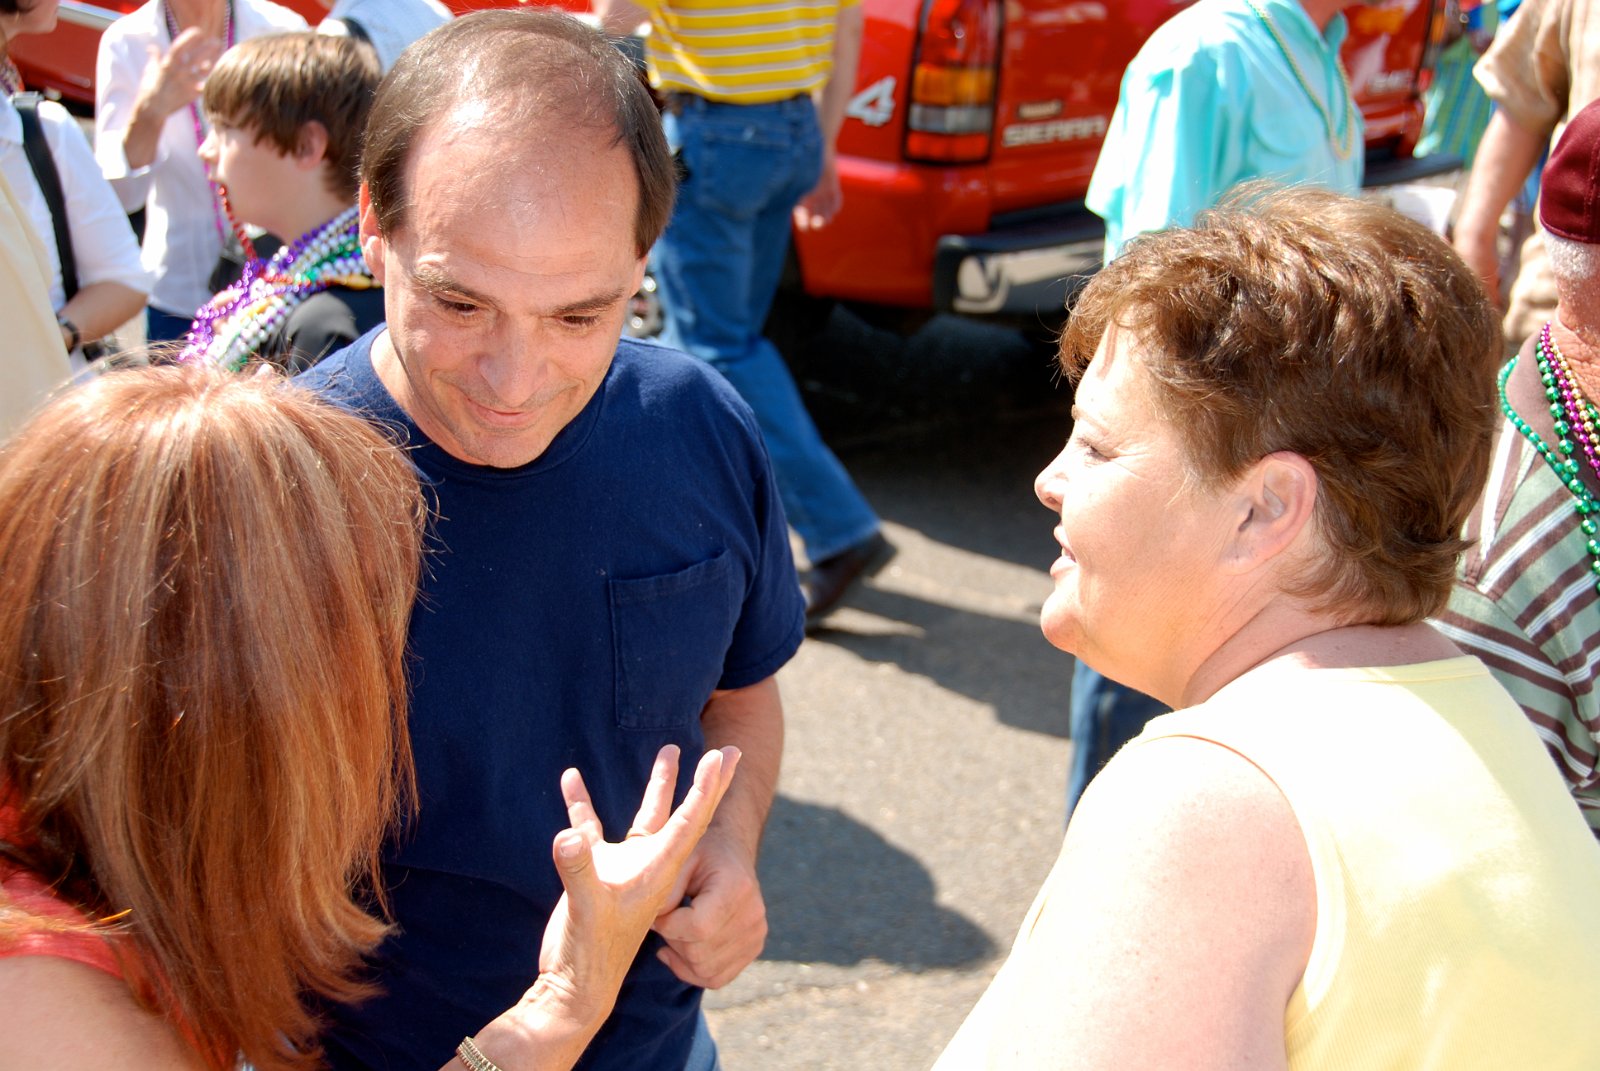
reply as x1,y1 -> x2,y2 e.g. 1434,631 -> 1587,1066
319,0 -> 453,73
0,95 -> 150,313
93,0 -> 307,319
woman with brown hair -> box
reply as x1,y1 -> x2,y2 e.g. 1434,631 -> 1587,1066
0,365 -> 738,1071
934,186 -> 1600,1069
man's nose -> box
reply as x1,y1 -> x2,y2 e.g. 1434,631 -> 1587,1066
478,331 -> 546,406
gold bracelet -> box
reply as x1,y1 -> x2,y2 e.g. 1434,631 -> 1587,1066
456,1036 -> 505,1071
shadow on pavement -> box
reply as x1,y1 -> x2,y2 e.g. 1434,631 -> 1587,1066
853,406 -> 1070,574
809,587 -> 1070,739
759,796 -> 995,969
791,307 -> 1069,454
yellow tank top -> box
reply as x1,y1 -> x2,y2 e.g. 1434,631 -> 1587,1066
935,657 -> 1600,1069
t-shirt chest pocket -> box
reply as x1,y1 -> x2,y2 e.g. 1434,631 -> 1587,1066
608,550 -> 742,731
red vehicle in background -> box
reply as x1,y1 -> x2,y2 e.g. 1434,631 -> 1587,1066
11,0 -> 1455,329
799,0 -> 1456,324
6,0 -> 575,103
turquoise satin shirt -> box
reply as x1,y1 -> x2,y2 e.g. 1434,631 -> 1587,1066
1086,0 -> 1364,261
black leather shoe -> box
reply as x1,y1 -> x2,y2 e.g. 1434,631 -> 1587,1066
803,531 -> 893,629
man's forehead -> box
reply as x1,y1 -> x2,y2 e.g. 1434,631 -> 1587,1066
409,96 -> 623,170
403,110 -> 637,214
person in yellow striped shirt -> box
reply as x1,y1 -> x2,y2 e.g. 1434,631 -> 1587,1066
598,0 -> 890,628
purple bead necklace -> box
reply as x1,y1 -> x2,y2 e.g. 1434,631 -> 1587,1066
1540,322 -> 1600,483
0,58 -> 24,96
1505,324 -> 1600,593
178,206 -> 374,371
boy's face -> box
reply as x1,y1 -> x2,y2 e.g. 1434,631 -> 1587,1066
198,122 -> 305,240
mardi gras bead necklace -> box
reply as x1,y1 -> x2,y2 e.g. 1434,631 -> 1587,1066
162,0 -> 233,249
1243,0 -> 1357,161
178,206 -> 374,370
1500,323 -> 1600,593
1,58 -> 24,96
1544,325 -> 1600,480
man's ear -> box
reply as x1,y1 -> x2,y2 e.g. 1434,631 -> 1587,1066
293,120 -> 330,170
1222,452 -> 1319,574
358,183 -> 387,285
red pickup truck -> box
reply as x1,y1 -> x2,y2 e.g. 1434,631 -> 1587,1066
802,0 -> 1455,323
12,0 -> 1454,328
7,0 -> 538,101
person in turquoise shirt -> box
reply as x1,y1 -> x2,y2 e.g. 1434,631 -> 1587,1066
1087,0 -> 1363,261
1069,0 -> 1362,817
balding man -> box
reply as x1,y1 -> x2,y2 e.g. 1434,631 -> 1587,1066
296,13 -> 802,1070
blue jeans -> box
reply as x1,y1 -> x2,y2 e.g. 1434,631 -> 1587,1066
146,306 -> 193,344
687,1010 -> 721,1071
655,95 -> 878,563
1065,661 -> 1167,819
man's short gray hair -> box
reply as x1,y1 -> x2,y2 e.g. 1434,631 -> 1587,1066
1546,232 -> 1600,289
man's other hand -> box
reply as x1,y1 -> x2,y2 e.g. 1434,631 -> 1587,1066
651,829 -> 768,988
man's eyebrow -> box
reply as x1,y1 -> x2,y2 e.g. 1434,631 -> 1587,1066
410,264 -> 496,307
553,287 -> 633,317
408,265 -> 630,317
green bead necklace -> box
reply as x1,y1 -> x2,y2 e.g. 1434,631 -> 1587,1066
1500,326 -> 1600,592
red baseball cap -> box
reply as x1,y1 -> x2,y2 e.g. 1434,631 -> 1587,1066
1541,98 -> 1600,244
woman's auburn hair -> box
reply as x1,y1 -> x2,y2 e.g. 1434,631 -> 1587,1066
0,366 -> 423,1070
1060,184 -> 1502,626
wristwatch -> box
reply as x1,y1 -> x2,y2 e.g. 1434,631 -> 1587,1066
57,315 -> 81,352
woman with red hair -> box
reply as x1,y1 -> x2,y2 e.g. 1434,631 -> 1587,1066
0,365 -> 737,1071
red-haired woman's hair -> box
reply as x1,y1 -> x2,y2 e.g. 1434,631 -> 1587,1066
0,366 -> 423,1070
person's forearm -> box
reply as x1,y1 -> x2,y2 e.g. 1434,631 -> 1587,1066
446,976 -> 609,1071
1454,110 -> 1547,251
699,677 -> 783,859
593,0 -> 649,38
121,95 -> 174,173
59,282 -> 147,349
815,6 -> 864,150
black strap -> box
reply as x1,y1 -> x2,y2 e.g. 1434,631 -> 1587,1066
12,92 -> 78,301
336,16 -> 372,46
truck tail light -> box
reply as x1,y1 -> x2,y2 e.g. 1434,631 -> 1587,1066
905,0 -> 1002,164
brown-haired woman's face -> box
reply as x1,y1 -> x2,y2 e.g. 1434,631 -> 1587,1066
1032,328 -> 1241,689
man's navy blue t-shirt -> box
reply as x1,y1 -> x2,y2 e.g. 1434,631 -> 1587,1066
296,331 -> 805,1070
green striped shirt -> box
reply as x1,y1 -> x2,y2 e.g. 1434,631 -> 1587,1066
1436,345 -> 1600,837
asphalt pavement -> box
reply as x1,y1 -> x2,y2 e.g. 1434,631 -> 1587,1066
702,308 -> 1079,1070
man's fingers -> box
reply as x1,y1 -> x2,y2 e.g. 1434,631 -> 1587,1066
629,744 -> 681,837
655,935 -> 757,990
656,943 -> 715,988
650,899 -> 704,944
